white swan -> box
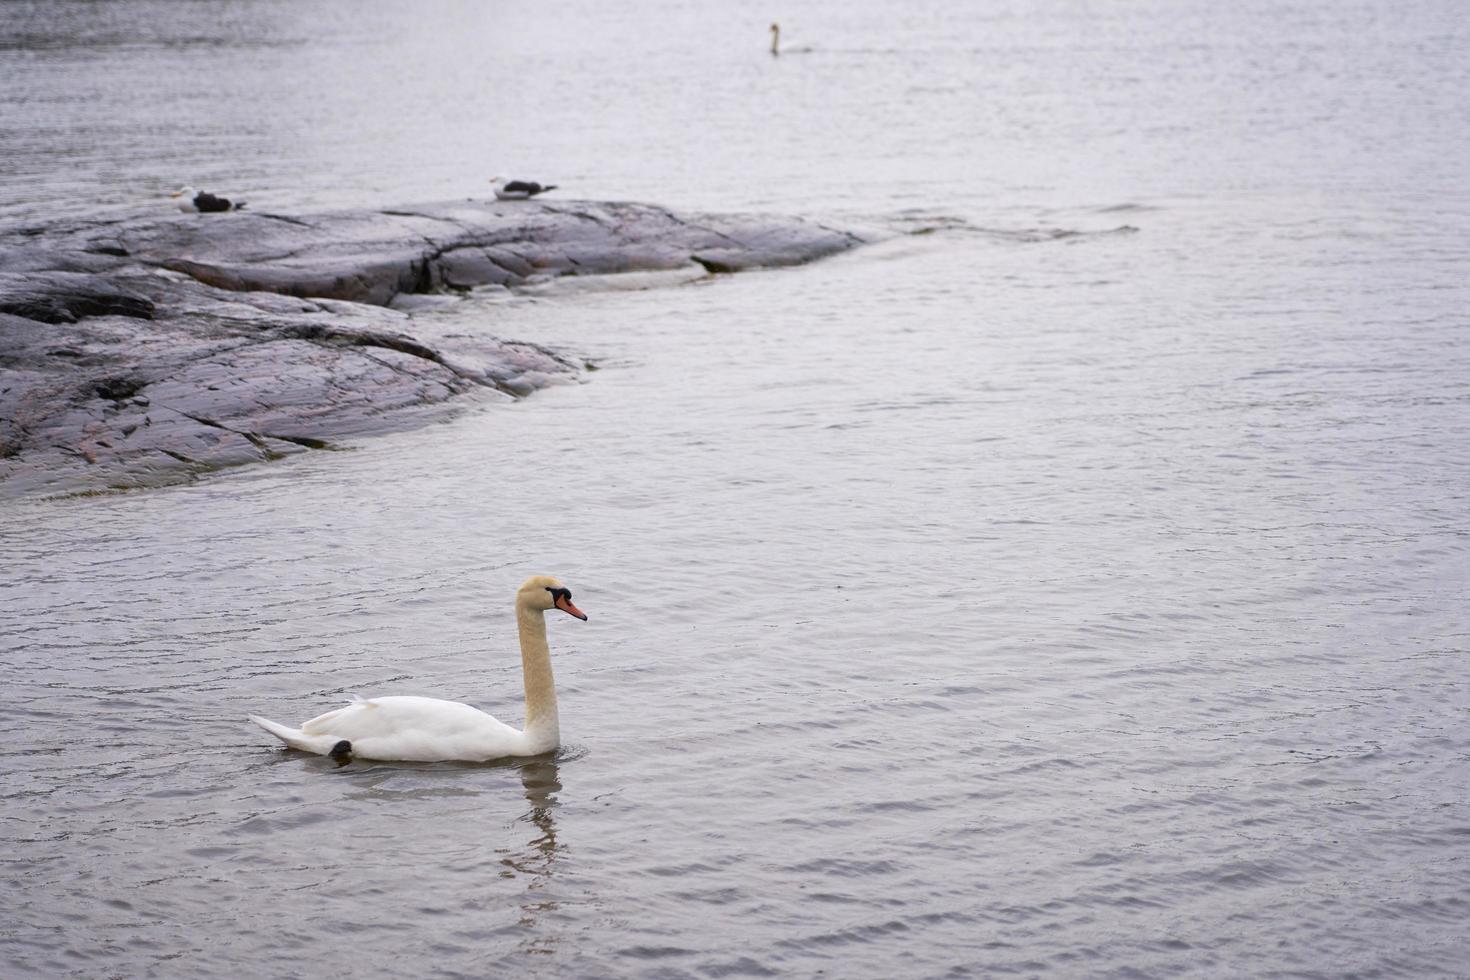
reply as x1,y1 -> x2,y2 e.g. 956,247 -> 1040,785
767,22 -> 812,56
248,576 -> 587,762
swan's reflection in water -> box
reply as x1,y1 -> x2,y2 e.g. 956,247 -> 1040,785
291,749 -> 572,958
503,756 -> 562,955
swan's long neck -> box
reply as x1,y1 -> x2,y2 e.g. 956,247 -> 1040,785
516,601 -> 560,750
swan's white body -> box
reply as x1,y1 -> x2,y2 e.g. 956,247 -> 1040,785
250,695 -> 547,762
249,576 -> 586,762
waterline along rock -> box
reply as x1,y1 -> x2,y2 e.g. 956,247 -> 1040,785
0,200 -> 870,497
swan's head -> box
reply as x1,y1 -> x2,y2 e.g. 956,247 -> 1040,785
518,575 -> 588,620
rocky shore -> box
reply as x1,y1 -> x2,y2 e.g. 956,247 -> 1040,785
0,200 -> 869,497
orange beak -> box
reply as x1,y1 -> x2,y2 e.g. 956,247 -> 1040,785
555,593 -> 588,620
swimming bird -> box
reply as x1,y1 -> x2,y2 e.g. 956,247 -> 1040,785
768,22 -> 812,56
170,186 -> 244,213
490,177 -> 558,201
248,576 -> 588,763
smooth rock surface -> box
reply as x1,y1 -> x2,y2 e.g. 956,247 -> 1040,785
0,200 -> 870,496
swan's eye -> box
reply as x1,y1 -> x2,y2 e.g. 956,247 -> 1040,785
546,587 -> 571,601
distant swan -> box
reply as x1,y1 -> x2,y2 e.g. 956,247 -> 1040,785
489,177 -> 559,201
170,186 -> 244,213
768,22 -> 812,56
249,576 -> 588,762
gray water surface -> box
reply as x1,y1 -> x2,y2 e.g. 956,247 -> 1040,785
3,1 -> 1469,977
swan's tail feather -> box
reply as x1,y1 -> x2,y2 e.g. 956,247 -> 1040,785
248,714 -> 337,755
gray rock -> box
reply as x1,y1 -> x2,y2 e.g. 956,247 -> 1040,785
0,199 -> 871,497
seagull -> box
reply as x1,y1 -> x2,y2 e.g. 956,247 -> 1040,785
489,177 -> 558,201
170,186 -> 245,213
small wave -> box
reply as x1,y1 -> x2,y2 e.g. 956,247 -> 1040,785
517,265 -> 708,296
856,798 -> 942,814
785,856 -> 905,877
616,944 -> 697,960
881,212 -> 1140,244
777,918 -> 912,951
643,861 -> 726,878
669,886 -> 746,905
703,956 -> 779,977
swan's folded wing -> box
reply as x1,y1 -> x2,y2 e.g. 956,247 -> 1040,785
300,695 -> 517,741
299,702 -> 365,735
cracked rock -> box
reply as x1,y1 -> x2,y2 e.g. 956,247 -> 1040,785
0,198 -> 872,496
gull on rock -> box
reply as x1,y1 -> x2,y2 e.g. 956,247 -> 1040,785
490,177 -> 558,201
171,186 -> 245,213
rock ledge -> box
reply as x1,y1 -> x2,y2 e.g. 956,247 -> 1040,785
0,200 -> 869,497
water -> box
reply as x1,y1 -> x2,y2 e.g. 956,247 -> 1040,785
3,1 -> 1469,976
